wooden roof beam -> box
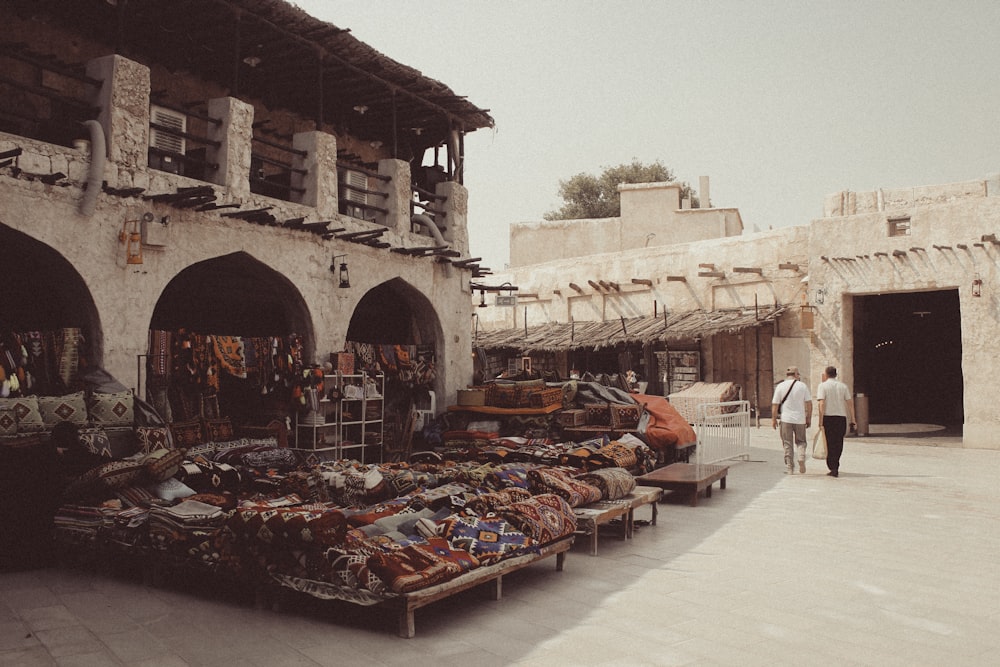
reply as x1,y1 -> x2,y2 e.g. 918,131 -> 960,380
778,262 -> 800,271
569,283 -> 584,293
733,267 -> 762,274
631,278 -> 653,286
666,276 -> 687,282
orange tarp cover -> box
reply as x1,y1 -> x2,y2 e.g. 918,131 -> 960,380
633,393 -> 696,451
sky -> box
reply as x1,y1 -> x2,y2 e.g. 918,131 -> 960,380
296,1 -> 1000,273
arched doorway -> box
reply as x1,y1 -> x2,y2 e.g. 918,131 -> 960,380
148,252 -> 312,427
0,223 -> 102,391
346,278 -> 444,457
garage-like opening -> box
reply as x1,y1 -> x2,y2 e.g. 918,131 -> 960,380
853,289 -> 963,430
0,223 -> 102,390
147,252 -> 312,428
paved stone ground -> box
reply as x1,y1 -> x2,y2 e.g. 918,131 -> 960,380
2,426 -> 997,666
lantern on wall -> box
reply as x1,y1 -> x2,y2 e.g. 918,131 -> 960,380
330,254 -> 350,288
119,213 -> 149,266
972,273 -> 982,297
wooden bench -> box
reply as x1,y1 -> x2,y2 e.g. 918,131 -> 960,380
389,536 -> 574,637
636,463 -> 729,507
573,502 -> 631,555
572,485 -> 664,555
625,485 -> 662,536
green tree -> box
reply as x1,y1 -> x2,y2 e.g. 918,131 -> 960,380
544,159 -> 699,220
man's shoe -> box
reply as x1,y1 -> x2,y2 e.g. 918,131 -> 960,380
826,471 -> 839,477
785,468 -> 794,475
799,461 -> 806,473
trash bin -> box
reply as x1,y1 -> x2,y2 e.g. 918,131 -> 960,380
854,393 -> 869,436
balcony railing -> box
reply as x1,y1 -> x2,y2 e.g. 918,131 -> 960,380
250,130 -> 307,203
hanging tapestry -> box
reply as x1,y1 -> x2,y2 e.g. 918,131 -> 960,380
212,336 -> 247,379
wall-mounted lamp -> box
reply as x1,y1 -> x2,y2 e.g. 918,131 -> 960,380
119,212 -> 150,266
478,290 -> 487,308
352,105 -> 368,115
972,273 -> 983,297
331,254 -> 350,288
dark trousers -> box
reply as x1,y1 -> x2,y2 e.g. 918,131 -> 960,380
823,415 -> 847,472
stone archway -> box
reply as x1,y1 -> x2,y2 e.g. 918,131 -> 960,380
346,278 -> 445,452
148,251 -> 313,425
0,223 -> 103,384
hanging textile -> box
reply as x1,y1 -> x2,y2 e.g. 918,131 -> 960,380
213,336 -> 247,380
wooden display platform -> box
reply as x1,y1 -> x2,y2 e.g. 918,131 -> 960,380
572,485 -> 663,555
390,536 -> 573,638
636,463 -> 729,507
574,503 -> 630,555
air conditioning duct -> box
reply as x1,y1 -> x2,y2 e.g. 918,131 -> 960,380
150,105 -> 186,155
342,169 -> 368,218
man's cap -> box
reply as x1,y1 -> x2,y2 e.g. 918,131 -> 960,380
786,366 -> 799,375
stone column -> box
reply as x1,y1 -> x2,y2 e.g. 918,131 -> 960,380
377,158 -> 412,235
85,55 -> 149,176
437,180 -> 469,256
207,97 -> 254,201
292,130 -> 338,217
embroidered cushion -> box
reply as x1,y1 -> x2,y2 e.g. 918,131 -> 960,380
343,466 -> 390,506
527,468 -> 603,507
484,467 -> 532,490
464,488 -> 534,516
367,541 -> 465,594
135,426 -> 171,454
589,442 -> 639,469
175,459 -> 243,494
38,392 -> 89,428
143,447 -> 185,482
77,426 -> 113,459
418,536 -> 479,573
578,467 -> 637,501
93,459 -> 147,490
169,419 -> 204,448
201,417 -> 234,443
0,405 -> 16,435
501,493 -> 577,543
229,505 -> 348,550
584,403 -> 612,426
486,383 -> 520,409
0,396 -> 45,433
610,403 -> 642,430
439,514 -> 535,564
86,390 -> 134,427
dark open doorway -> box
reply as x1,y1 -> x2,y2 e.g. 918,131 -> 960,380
853,289 -> 963,428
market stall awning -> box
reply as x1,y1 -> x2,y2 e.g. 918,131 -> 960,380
473,306 -> 787,353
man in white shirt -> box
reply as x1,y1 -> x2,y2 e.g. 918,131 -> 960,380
817,365 -> 856,478
771,366 -> 812,474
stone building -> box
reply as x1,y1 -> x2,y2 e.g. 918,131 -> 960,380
0,1 -> 493,441
475,177 -> 1000,449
